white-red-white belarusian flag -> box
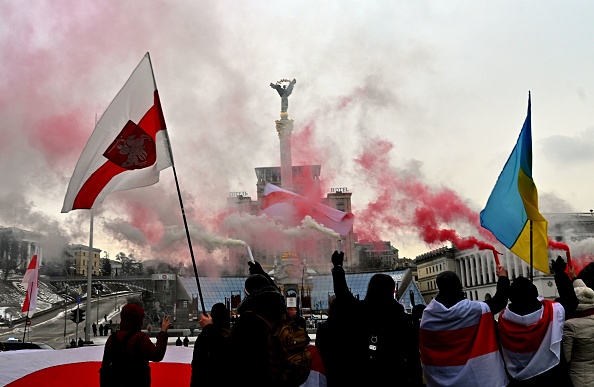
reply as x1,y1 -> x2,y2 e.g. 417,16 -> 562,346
497,300 -> 564,381
21,246 -> 42,316
261,183 -> 354,236
420,299 -> 508,386
61,52 -> 172,213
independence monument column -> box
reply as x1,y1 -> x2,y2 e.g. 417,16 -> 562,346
270,78 -> 296,191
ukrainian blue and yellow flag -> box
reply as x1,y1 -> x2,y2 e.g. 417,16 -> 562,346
480,93 -> 549,274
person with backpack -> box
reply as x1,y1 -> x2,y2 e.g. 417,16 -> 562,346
99,302 -> 171,387
327,250 -> 414,386
190,302 -> 232,387
227,261 -> 311,387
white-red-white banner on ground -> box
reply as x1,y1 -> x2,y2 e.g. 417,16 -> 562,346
261,183 -> 354,236
21,246 -> 41,317
0,344 -> 327,387
61,52 -> 172,213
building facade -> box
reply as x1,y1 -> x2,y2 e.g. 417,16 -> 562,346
70,244 -> 102,276
415,212 -> 594,304
0,227 -> 43,272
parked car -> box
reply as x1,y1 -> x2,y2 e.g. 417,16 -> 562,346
1,337 -> 55,351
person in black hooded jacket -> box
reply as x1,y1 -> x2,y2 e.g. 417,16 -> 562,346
226,261 -> 289,387
327,250 -> 413,386
315,295 -> 357,387
190,302 -> 232,387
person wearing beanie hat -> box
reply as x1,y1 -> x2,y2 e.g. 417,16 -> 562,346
243,273 -> 277,297
420,267 -> 510,387
563,279 -> 594,387
99,302 -> 171,386
497,276 -> 568,385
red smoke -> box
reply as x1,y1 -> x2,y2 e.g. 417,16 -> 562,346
354,138 -> 498,258
548,238 -> 594,275
126,200 -> 164,244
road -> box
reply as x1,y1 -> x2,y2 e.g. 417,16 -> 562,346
0,294 -> 132,349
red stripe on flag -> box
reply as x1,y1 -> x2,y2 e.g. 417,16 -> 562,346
261,191 -> 296,210
21,254 -> 37,312
6,361 -> 191,387
307,344 -> 326,375
420,312 -> 499,366
498,300 -> 553,354
72,93 -> 165,210
21,292 -> 31,313
72,163 -> 127,209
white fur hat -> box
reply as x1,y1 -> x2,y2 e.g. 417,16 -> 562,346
573,279 -> 587,288
574,280 -> 594,305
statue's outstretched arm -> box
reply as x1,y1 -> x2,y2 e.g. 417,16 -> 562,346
285,80 -> 296,96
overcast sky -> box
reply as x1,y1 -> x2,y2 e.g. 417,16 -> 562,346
1,1 -> 594,266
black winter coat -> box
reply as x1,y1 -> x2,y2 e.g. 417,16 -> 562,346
226,290 -> 288,387
190,323 -> 232,387
318,266 -> 413,386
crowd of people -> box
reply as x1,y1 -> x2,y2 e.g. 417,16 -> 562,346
98,252 -> 594,387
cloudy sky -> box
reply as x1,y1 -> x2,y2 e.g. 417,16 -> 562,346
2,1 -> 594,266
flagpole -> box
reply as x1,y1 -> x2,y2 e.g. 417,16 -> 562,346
146,52 -> 205,314
530,220 -> 534,282
85,210 -> 94,343
22,304 -> 30,342
169,161 -> 206,314
83,114 -> 98,344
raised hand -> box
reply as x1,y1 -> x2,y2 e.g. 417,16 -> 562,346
331,251 -> 344,267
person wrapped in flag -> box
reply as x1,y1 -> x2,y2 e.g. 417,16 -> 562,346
419,268 -> 510,387
497,275 -> 569,385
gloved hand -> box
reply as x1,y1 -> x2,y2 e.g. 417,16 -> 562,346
331,251 -> 344,267
248,260 -> 265,276
551,255 -> 566,274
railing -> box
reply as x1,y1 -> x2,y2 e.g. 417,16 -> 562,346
48,275 -> 152,282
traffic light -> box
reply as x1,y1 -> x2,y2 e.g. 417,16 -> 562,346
69,309 -> 85,324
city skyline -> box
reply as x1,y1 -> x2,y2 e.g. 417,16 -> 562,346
1,1 -> 594,267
